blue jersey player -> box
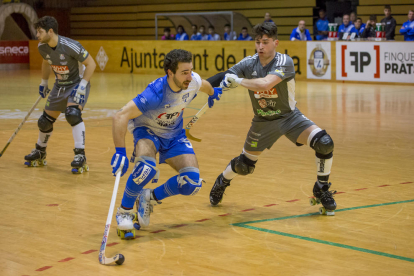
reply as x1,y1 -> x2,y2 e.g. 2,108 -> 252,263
111,49 -> 222,239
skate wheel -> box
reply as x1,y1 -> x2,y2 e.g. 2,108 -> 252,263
309,198 -> 317,206
84,164 -> 89,172
32,161 -> 38,167
78,167 -> 84,174
42,160 -> 47,166
133,222 -> 141,230
319,207 -> 326,215
117,229 -> 121,237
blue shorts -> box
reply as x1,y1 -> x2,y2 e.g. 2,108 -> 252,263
132,127 -> 195,164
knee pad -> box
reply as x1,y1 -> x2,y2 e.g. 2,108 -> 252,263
310,130 -> 334,158
65,106 -> 83,126
131,156 -> 159,186
230,154 -> 257,175
177,167 -> 202,196
38,111 -> 56,133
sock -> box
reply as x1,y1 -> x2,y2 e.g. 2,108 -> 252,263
72,122 -> 85,149
153,175 -> 180,201
121,159 -> 156,209
223,163 -> 237,180
316,156 -> 333,184
37,131 -> 53,148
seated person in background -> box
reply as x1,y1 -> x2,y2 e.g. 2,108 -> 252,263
237,27 -> 253,40
190,24 -> 200,40
161,27 -> 174,40
352,18 -> 365,38
208,25 -> 221,41
198,25 -> 209,40
381,5 -> 397,40
264,12 -> 274,24
175,25 -> 189,41
400,10 -> 414,41
350,11 -> 366,29
290,20 -> 312,41
337,14 -> 354,39
315,9 -> 329,40
361,15 -> 377,38
223,24 -> 237,40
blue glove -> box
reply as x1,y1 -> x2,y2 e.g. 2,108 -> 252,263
111,147 -> 129,176
71,79 -> 88,104
208,87 -> 222,108
39,79 -> 50,98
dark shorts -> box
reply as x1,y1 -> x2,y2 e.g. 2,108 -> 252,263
244,108 -> 315,152
45,81 -> 91,112
132,127 -> 195,164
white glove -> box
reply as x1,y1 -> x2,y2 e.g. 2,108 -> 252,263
220,73 -> 243,90
71,79 -> 88,104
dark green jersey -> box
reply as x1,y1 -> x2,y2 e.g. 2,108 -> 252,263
38,36 -> 89,86
229,52 -> 296,121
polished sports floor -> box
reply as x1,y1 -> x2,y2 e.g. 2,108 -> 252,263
1,70 -> 413,276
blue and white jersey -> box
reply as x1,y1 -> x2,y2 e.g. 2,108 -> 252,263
400,20 -> 414,41
338,23 -> 355,36
128,72 -> 202,139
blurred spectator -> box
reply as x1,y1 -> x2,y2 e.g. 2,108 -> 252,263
161,27 -> 174,40
400,10 -> 414,41
350,12 -> 357,24
208,25 -> 221,40
381,5 -> 396,40
290,20 -> 312,41
237,27 -> 253,41
264,12 -> 274,24
353,18 -> 365,37
190,24 -> 200,40
338,14 -> 354,38
314,9 -> 329,40
362,15 -> 377,38
198,25 -> 209,40
175,25 -> 189,41
223,24 -> 237,40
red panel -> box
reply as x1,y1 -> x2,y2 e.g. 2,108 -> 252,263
0,41 -> 29,64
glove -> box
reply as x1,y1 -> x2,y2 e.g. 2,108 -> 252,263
71,79 -> 88,104
39,79 -> 50,98
208,87 -> 222,108
220,73 -> 243,90
111,147 -> 129,176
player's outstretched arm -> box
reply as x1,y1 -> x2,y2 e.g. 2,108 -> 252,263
225,73 -> 282,91
199,79 -> 222,108
111,100 -> 142,176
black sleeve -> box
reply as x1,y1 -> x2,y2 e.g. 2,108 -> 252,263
206,70 -> 231,87
361,27 -> 369,38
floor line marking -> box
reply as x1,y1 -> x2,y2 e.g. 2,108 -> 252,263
35,266 -> 53,272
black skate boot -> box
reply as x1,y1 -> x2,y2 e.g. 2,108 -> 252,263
71,148 -> 89,174
210,173 -> 231,206
310,181 -> 337,216
24,144 -> 47,167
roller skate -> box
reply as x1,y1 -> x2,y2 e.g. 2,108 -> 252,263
71,148 -> 89,174
133,189 -> 161,230
309,181 -> 337,216
116,207 -> 137,239
209,173 -> 231,206
24,144 -> 47,167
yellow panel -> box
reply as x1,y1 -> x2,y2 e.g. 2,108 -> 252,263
70,20 -> 173,29
359,0 -> 414,5
249,17 -> 313,26
71,28 -> 165,36
358,5 -> 414,15
240,8 -> 313,17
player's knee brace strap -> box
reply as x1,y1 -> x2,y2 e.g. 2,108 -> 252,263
177,167 -> 203,196
131,156 -> 159,186
65,106 -> 83,126
38,111 -> 56,133
231,154 -> 257,175
310,130 -> 334,158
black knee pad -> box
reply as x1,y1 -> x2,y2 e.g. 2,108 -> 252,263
65,106 -> 83,126
230,154 -> 257,176
38,111 -> 56,133
310,130 -> 334,158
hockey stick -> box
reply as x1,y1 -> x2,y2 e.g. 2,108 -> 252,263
0,94 -> 45,157
185,102 -> 209,142
99,157 -> 126,266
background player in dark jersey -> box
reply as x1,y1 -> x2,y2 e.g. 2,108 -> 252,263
207,22 -> 337,215
24,16 -> 96,173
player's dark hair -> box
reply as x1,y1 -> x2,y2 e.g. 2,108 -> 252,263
177,25 -> 185,31
252,22 -> 277,39
319,8 -> 326,13
357,17 -> 362,21
242,27 -> 248,31
208,25 -> 214,30
384,5 -> 391,10
164,49 -> 192,75
369,14 -> 377,21
224,23 -> 230,28
164,27 -> 171,32
192,24 -> 197,29
34,16 -> 58,34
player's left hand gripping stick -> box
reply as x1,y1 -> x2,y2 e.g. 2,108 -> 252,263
99,156 -> 126,265
71,79 -> 88,105
111,147 -> 129,176
208,87 -> 222,108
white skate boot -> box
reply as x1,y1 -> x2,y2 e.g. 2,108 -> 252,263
116,207 -> 137,239
135,189 -> 160,229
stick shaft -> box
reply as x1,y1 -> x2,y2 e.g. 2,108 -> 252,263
0,95 -> 43,157
184,102 -> 209,130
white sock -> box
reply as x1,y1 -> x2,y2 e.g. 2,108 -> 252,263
72,122 -> 85,149
316,156 -> 333,177
223,163 -> 237,180
37,131 -> 53,147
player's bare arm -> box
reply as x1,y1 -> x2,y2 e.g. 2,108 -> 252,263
112,100 -> 142,148
81,55 -> 96,82
41,59 -> 51,80
199,79 -> 214,95
200,79 -> 222,108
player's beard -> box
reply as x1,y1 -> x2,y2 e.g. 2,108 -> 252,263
40,33 -> 51,44
173,75 -> 190,90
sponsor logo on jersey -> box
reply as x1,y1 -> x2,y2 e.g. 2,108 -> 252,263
56,74 -> 69,80
275,69 -> 285,76
47,60 -> 52,64
60,61 -> 67,65
182,93 -> 190,102
268,100 -> 277,107
257,109 -> 281,116
50,65 -> 69,74
156,108 -> 184,127
258,99 -> 267,108
83,50 -> 88,58
164,104 -> 170,108
254,88 -> 278,99
252,71 -> 257,76
46,54 -> 50,58
60,54 -> 65,60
